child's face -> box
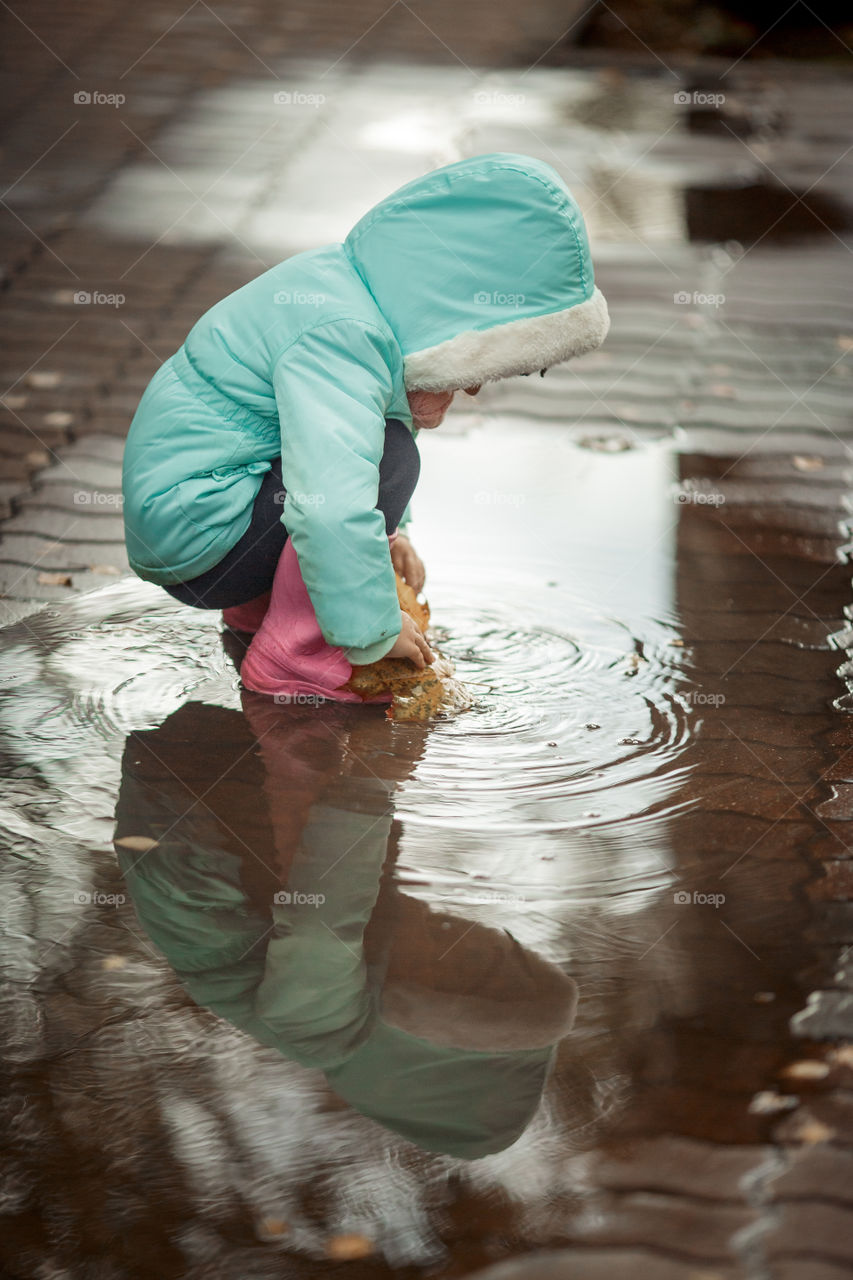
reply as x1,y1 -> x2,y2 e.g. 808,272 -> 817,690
407,386 -> 481,429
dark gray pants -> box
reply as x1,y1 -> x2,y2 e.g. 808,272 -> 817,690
163,418 -> 419,609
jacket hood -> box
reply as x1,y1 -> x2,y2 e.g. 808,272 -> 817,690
343,152 -> 609,392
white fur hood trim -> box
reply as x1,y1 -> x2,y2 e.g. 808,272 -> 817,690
403,287 -> 610,392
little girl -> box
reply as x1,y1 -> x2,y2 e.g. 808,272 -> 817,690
122,152 -> 609,696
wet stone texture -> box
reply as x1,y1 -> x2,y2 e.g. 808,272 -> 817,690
3,7 -> 853,1279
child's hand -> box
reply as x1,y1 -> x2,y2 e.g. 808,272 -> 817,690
387,613 -> 434,669
390,534 -> 425,593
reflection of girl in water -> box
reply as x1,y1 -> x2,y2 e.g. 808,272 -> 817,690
114,693 -> 577,1158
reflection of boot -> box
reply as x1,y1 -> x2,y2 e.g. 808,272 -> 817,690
222,591 -> 270,634
240,540 -> 379,704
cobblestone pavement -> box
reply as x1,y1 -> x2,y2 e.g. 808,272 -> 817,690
3,3 -> 853,1278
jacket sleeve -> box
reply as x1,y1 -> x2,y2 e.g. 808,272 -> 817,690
272,319 -> 404,664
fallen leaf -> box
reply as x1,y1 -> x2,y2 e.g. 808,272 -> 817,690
395,574 -> 429,633
43,411 -> 73,428
792,454 -> 824,472
787,1117 -> 836,1144
780,1060 -> 830,1081
256,1218 -> 290,1241
837,336 -> 853,352
343,574 -> 471,720
749,1090 -> 798,1114
89,564 -> 122,575
325,1234 -> 373,1260
27,370 -> 62,388
114,835 -> 158,853
37,571 -> 72,587
101,955 -> 126,971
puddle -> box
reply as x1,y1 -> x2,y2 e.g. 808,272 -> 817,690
1,434 -> 851,1275
685,181 -> 853,244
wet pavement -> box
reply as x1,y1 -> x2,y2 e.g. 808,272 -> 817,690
3,6 -> 853,1279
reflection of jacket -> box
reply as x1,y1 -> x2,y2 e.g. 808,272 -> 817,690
114,700 -> 578,1158
122,153 -> 608,660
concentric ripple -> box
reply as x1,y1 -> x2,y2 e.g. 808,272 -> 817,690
396,600 -> 695,844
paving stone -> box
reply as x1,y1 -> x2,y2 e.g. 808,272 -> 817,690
17,485 -> 124,513
0,564 -> 130,601
0,535 -> 127,571
566,1191 -> 758,1262
774,1092 -> 853,1144
771,1262 -> 853,1280
471,1250 -> 732,1280
769,1144 -> 853,1202
764,1201 -> 853,1265
590,1136 -> 777,1201
50,434 -> 127,463
808,862 -> 853,902
0,510 -> 126,541
33,458 -> 123,490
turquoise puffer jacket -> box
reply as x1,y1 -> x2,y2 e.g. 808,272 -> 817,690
122,153 -> 608,662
